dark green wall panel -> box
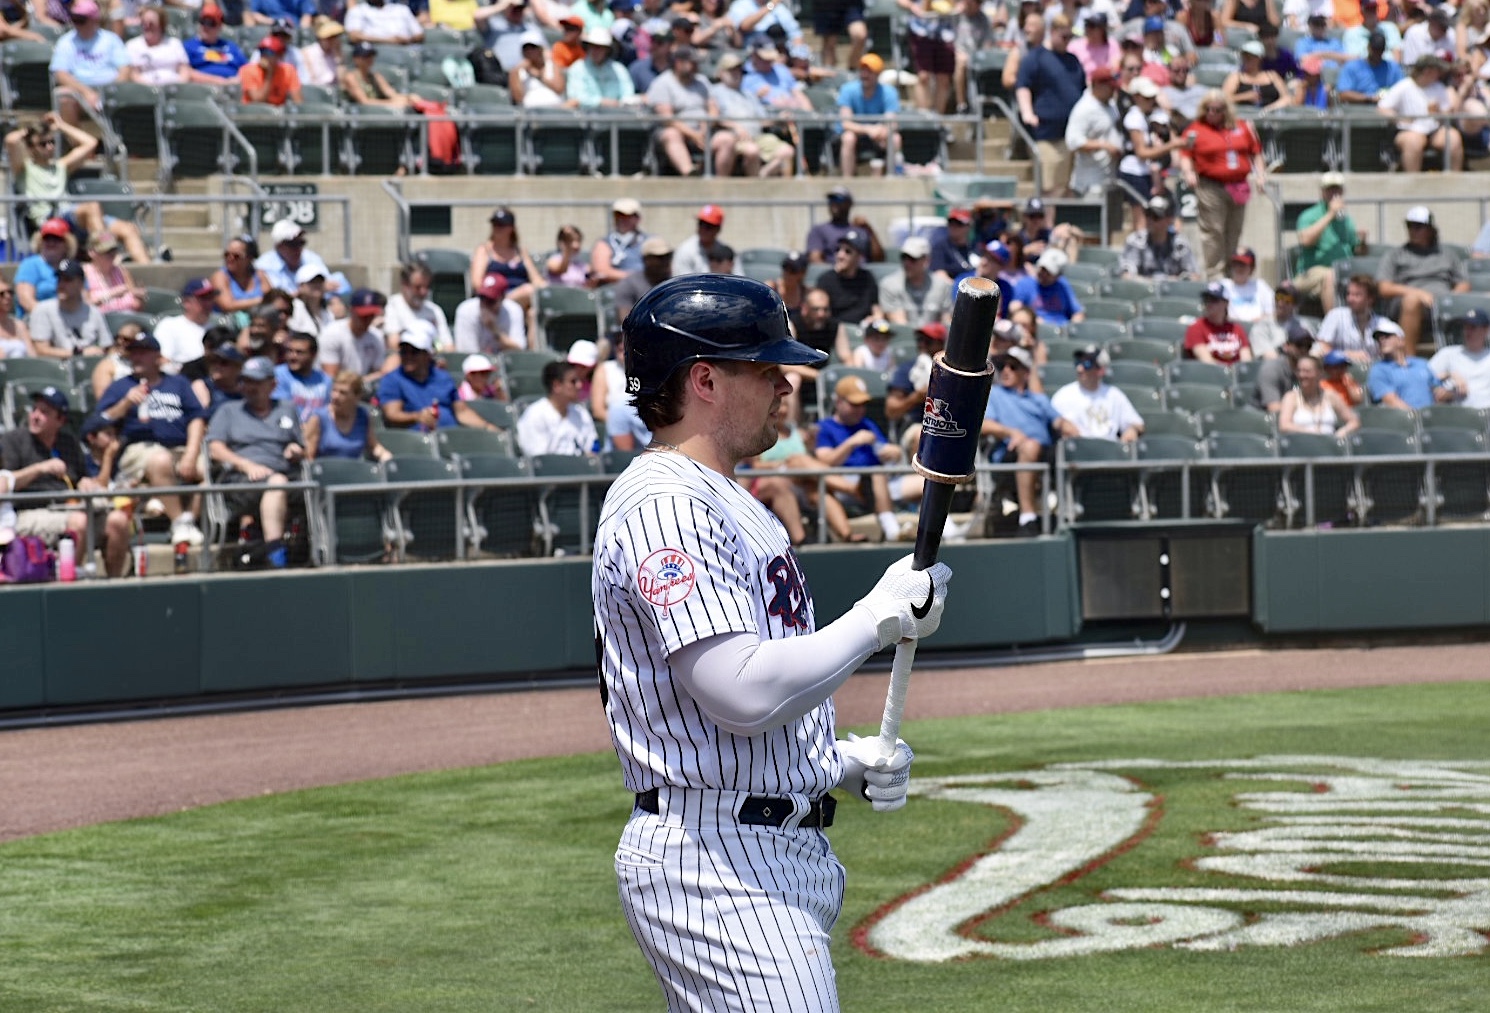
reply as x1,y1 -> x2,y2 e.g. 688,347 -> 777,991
43,583 -> 200,704
200,574 -> 354,692
0,589 -> 45,708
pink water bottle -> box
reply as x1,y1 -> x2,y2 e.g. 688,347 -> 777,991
57,536 -> 76,582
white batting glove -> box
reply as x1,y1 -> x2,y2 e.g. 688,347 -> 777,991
837,732 -> 915,812
854,553 -> 953,650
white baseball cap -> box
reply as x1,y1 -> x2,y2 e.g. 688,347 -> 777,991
900,235 -> 931,259
1320,171 -> 1345,188
463,353 -> 495,374
1035,249 -> 1067,275
294,263 -> 327,284
611,197 -> 641,216
1372,319 -> 1405,338
398,331 -> 434,352
271,218 -> 304,244
1405,205 -> 1434,226
1004,345 -> 1034,370
567,339 -> 599,367
1126,76 -> 1159,98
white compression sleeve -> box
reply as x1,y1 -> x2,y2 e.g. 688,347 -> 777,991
669,608 -> 883,737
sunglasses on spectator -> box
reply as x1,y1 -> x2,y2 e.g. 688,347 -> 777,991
0,289 -> 13,297
201,16 -> 220,25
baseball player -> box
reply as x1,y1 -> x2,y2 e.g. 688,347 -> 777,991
593,275 -> 953,1012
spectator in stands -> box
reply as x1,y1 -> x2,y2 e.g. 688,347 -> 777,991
671,205 -> 724,276
247,0 -> 313,28
629,26 -> 673,91
806,186 -> 877,262
952,236 -> 1014,315
712,54 -> 796,177
980,346 -> 1078,536
1009,196 -> 1076,263
884,321 -> 944,453
1321,349 -> 1366,406
1224,40 -> 1291,111
1185,282 -> 1252,363
384,262 -> 452,351
272,331 -> 332,421
188,327 -> 246,417
49,0 -> 130,126
298,19 -> 345,88
205,355 -> 302,567
1429,308 -> 1490,407
1127,0 -> 1193,60
564,27 -> 636,107
1139,15 -> 1182,78
241,34 -> 303,105
1295,12 -> 1351,68
1291,174 -> 1362,314
836,52 -> 902,177
6,117 -> 153,265
1249,278 -> 1312,359
0,281 -> 33,359
1459,0 -> 1490,59
241,303 -> 288,360
91,321 -> 138,400
455,274 -> 526,353
1316,273 -> 1386,363
1338,31 -> 1402,104
880,236 -> 952,328
1291,54 -> 1331,108
379,331 -> 503,431
1050,344 -> 1145,441
255,219 -> 346,298
818,229 -> 881,326
82,232 -> 142,313
124,7 -> 193,86
511,29 -> 567,106
457,354 -> 505,401
339,40 -> 423,108
1279,354 -> 1361,434
95,332 -> 207,546
1221,247 -> 1274,326
211,235 -> 272,319
1162,56 -> 1206,121
589,197 -> 648,286
850,317 -> 894,370
1012,249 -> 1085,326
738,39 -> 801,107
729,0 -> 801,48
589,328 -> 625,424
1403,6 -> 1455,66
1179,91 -> 1263,280
795,286 -> 851,361
1344,3 -> 1400,61
1001,10 -> 1043,93
1064,65 -> 1124,198
1379,55 -> 1463,172
469,207 -> 542,325
187,4 -> 249,82
1220,0 -> 1278,33
567,0 -> 614,32
648,44 -> 742,176
1069,10 -> 1119,79
288,264 -> 335,337
1368,319 -> 1448,410
0,3 -> 43,42
900,0 -> 956,114
811,0 -> 866,67
1256,22 -> 1298,79
304,370 -> 392,462
551,14 -> 587,66
29,258 -> 110,360
79,411 -> 123,486
544,225 -> 591,287
15,219 -> 74,317
319,289 -> 390,381
929,208 -> 976,282
347,0 -> 424,42
815,374 -> 921,542
156,278 -> 220,368
0,387 -> 131,576
1252,327 -> 1315,410
1377,206 -> 1469,355
611,236 -> 674,321
516,359 -> 598,456
1118,78 -> 1178,230
1120,193 -> 1200,280
1016,13 -> 1084,195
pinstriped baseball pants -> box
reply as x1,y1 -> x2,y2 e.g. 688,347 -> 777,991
616,805 -> 847,1013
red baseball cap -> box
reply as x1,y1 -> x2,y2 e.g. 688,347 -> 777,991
199,3 -> 224,19
39,218 -> 70,239
697,204 -> 725,226
916,322 -> 948,342
259,34 -> 286,54
477,274 -> 508,301
1090,66 -> 1118,84
947,207 -> 972,224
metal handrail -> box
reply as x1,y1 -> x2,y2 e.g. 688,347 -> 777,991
52,86 -> 129,183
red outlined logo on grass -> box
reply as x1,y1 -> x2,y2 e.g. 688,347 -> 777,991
637,548 -> 697,610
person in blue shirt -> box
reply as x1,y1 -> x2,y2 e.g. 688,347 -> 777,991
376,331 -> 502,431
741,41 -> 808,109
1293,14 -> 1350,70
980,345 -> 1078,535
1342,4 -> 1402,61
930,207 -> 975,281
14,218 -> 75,318
48,0 -> 130,125
1014,14 -> 1085,195
727,0 -> 802,49
1336,32 -> 1405,104
273,332 -> 334,422
1011,249 -> 1085,326
836,53 -> 900,176
813,373 -> 923,541
952,239 -> 1014,320
184,4 -> 248,81
1368,320 -> 1450,410
248,0 -> 315,28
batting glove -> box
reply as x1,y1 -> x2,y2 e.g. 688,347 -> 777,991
837,732 -> 915,812
855,553 -> 953,650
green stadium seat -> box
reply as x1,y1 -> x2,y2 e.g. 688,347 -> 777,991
536,285 -> 599,351
1278,432 -> 1353,527
1128,318 -> 1190,346
460,452 -> 534,557
1420,429 -> 1490,521
308,458 -> 389,564
1059,437 -> 1136,522
530,452 -> 603,555
1139,409 -> 1201,438
437,427 -> 515,458
1108,361 -> 1164,389
383,455 -> 460,561
376,428 -> 439,458
1065,320 -> 1128,345
413,248 -> 471,324
1136,434 -> 1207,519
1349,429 -> 1423,526
462,398 -> 517,430
1354,405 -> 1418,436
1419,405 -> 1490,433
1107,337 -> 1178,364
1205,432 -> 1280,523
1167,360 -> 1232,388
1200,407 -> 1273,437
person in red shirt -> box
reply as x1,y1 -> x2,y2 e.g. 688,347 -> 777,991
1184,281 -> 1253,364
1178,90 -> 1265,280
239,35 -> 302,106
552,15 -> 586,68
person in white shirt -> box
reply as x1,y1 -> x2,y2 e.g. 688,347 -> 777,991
1315,273 -> 1385,363
125,7 -> 194,86
1429,307 -> 1490,408
670,204 -> 728,277
1379,54 -> 1463,173
154,277 -> 219,368
299,19 -> 346,89
1049,344 -> 1145,440
318,288 -> 390,381
345,0 -> 424,44
383,261 -> 452,351
453,274 -> 528,353
1064,66 -> 1124,198
1220,247 -> 1275,327
850,318 -> 896,371
516,358 -> 598,457
288,262 -> 336,336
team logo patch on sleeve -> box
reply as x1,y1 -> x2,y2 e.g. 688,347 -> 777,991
637,548 -> 698,610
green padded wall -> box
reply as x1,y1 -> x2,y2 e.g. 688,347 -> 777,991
44,582 -> 201,704
200,573 -> 355,692
0,589 -> 45,708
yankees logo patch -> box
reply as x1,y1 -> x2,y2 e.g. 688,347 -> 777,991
637,548 -> 697,610
765,553 -> 811,630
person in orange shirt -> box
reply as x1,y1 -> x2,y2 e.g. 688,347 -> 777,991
239,35 -> 302,106
552,15 -> 586,68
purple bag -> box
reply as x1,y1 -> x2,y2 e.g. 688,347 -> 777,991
1,535 -> 55,583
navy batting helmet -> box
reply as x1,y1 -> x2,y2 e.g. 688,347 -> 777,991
623,275 -> 827,395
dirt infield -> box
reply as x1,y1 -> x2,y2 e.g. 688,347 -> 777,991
2,643 -> 1486,843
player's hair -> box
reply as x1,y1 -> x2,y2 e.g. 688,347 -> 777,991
1347,274 -> 1378,301
634,359 -> 753,430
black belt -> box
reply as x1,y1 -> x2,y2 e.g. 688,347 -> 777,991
635,787 -> 836,829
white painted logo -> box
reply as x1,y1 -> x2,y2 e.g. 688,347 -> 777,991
859,756 -> 1490,961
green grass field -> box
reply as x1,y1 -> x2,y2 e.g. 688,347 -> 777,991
3,681 -> 1488,1012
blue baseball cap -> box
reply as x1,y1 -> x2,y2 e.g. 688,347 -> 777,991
1143,14 -> 1165,31
984,239 -> 1012,262
1322,350 -> 1349,367
80,412 -> 116,437
350,288 -> 384,316
1202,281 -> 1229,301
30,385 -> 69,414
1461,308 -> 1490,327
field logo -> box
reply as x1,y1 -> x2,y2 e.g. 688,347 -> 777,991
859,756 -> 1490,962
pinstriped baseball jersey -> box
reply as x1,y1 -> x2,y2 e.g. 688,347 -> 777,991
593,449 -> 843,798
